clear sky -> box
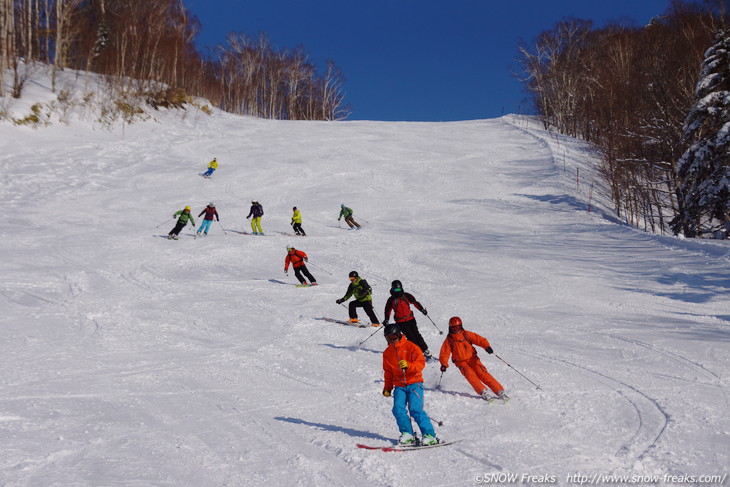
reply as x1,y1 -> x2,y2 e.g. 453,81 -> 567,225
183,0 -> 674,122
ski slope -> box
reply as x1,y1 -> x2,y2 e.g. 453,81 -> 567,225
1,76 -> 729,486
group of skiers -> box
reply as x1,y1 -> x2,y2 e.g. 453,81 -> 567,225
167,158 -> 507,447
360,278 -> 508,446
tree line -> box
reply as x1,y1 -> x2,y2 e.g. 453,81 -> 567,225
517,0 -> 729,238
0,0 -> 349,121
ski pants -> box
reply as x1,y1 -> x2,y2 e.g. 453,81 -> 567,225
169,221 -> 186,237
203,168 -> 215,176
343,216 -> 360,229
197,219 -> 213,234
292,223 -> 306,235
397,318 -> 429,353
293,265 -> 316,284
455,356 -> 504,395
392,382 -> 435,437
250,217 -> 263,234
349,300 -> 379,324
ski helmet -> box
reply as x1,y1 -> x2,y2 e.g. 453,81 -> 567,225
448,316 -> 463,327
293,206 -> 297,211
348,271 -> 359,279
341,204 -> 345,208
390,279 -> 404,297
208,202 -> 215,207
184,206 -> 191,211
383,323 -> 402,340
287,245 -> 294,251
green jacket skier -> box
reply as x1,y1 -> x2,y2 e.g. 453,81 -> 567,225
338,204 -> 361,229
168,206 -> 195,239
336,271 -> 379,325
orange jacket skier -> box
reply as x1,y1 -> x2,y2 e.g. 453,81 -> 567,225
382,323 -> 438,445
438,316 -> 509,402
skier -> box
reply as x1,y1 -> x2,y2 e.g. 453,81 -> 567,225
168,206 -> 195,240
382,280 -> 432,359
284,246 -> 317,286
201,157 -> 218,178
291,207 -> 306,236
382,323 -> 439,446
246,200 -> 264,235
438,317 -> 509,402
338,204 -> 361,229
336,271 -> 379,326
197,202 -> 219,236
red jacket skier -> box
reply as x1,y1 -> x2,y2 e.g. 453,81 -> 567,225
284,246 -> 317,286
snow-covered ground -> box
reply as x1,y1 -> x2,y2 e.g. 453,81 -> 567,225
1,72 -> 728,486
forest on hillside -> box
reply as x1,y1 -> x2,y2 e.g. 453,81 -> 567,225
0,0 -> 349,121
517,0 -> 730,238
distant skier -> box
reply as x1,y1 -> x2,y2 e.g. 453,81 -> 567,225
168,206 -> 195,240
201,158 -> 218,178
291,207 -> 306,236
285,246 -> 317,286
438,317 -> 509,402
246,200 -> 264,235
383,280 -> 432,359
338,204 -> 361,229
382,323 -> 439,446
196,202 -> 219,236
336,271 -> 379,325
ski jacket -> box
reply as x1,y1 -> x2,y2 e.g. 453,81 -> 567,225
198,207 -> 219,221
292,209 -> 302,224
208,159 -> 218,169
383,336 -> 426,389
285,249 -> 308,271
341,277 -> 372,302
384,292 -> 424,323
338,206 -> 353,219
173,209 -> 195,226
247,203 -> 264,218
439,330 -> 491,367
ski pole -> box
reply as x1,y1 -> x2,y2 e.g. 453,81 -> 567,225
428,415 -> 444,427
358,324 -> 382,347
218,220 -> 227,235
156,217 -> 173,228
494,353 -> 542,390
425,314 -> 444,334
435,370 -> 444,390
307,261 -> 332,275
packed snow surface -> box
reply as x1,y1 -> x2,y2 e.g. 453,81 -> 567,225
1,78 -> 728,486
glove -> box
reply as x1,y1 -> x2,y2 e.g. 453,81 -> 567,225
485,346 -> 494,354
398,359 -> 408,370
440,365 -> 447,372
247,216 -> 251,219
382,320 -> 389,326
382,389 -> 391,397
422,308 -> 428,315
285,271 -> 288,275
304,257 -> 308,262
336,299 -> 344,305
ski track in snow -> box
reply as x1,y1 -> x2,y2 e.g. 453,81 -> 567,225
1,78 -> 729,485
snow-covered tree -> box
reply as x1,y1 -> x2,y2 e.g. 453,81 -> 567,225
672,28 -> 730,238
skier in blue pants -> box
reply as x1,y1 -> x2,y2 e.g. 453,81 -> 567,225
382,323 -> 438,445
197,202 -> 219,236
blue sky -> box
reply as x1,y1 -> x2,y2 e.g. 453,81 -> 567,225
183,0 -> 674,122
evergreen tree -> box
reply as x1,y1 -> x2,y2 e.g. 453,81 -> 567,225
673,28 -> 730,238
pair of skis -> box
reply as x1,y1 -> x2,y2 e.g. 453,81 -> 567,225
357,439 -> 460,452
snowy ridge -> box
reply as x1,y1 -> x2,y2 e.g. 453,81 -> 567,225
1,74 -> 729,486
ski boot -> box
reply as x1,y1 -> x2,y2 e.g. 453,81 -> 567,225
398,432 -> 415,445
